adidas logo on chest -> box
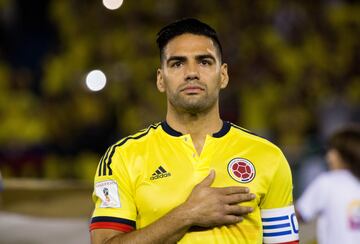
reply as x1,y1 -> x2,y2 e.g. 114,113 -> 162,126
150,166 -> 171,180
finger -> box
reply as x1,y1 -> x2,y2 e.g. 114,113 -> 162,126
223,193 -> 256,204
224,204 -> 254,216
218,186 -> 250,195
197,169 -> 215,187
219,215 -> 244,226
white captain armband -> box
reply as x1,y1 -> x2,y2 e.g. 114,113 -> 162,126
261,205 -> 299,243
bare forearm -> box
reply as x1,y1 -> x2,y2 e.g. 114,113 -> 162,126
104,206 -> 192,244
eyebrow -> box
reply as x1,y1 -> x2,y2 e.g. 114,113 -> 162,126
166,54 -> 217,65
195,54 -> 216,62
166,56 -> 186,65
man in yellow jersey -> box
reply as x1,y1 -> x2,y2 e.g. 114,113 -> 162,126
90,18 -> 299,244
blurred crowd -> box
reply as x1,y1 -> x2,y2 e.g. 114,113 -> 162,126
0,0 -> 359,196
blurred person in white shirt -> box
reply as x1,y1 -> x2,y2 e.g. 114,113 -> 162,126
296,124 -> 360,244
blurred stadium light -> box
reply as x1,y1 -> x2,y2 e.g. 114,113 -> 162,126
102,0 -> 124,10
85,69 -> 107,92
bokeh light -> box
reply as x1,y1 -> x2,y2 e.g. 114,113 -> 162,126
85,70 -> 107,92
102,0 -> 124,10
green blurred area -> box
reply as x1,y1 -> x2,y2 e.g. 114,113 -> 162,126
0,0 -> 359,184
0,178 -> 93,218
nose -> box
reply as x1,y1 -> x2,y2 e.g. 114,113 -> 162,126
184,62 -> 199,81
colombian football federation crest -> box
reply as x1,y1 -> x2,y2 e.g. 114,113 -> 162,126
227,158 -> 256,183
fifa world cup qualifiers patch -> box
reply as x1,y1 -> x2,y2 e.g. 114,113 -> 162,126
261,206 -> 299,243
95,180 -> 121,208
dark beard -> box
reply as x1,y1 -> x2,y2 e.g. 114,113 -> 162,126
169,92 -> 218,115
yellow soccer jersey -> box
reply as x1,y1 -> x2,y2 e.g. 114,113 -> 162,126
90,121 -> 299,243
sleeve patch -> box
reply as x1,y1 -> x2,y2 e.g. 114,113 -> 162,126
95,180 -> 121,208
261,205 -> 299,243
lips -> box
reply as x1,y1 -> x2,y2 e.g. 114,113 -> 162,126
180,85 -> 205,93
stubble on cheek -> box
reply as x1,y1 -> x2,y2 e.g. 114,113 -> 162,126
168,88 -> 219,114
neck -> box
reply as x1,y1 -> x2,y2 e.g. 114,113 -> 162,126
166,103 -> 222,156
165,102 -> 223,138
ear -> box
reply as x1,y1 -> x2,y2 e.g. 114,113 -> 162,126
220,63 -> 229,89
156,68 -> 166,92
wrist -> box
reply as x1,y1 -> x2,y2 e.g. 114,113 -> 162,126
171,203 -> 195,229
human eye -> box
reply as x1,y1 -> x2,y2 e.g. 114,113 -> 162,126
170,61 -> 183,68
200,59 -> 212,66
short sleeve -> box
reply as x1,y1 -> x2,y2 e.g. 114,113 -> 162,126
260,150 -> 299,244
260,151 -> 294,209
296,174 -> 328,222
90,145 -> 137,232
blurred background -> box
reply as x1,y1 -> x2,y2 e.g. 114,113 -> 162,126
0,0 -> 359,243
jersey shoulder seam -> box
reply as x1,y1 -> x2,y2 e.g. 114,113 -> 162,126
230,123 -> 280,150
97,122 -> 161,176
113,122 -> 161,148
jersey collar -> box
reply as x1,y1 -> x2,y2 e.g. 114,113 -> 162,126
161,121 -> 231,138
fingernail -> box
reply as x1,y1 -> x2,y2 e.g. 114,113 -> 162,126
245,188 -> 249,193
248,207 -> 253,212
250,193 -> 256,198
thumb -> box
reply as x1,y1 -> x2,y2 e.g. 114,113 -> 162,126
198,169 -> 215,187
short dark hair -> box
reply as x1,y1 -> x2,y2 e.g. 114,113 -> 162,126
328,124 -> 360,180
156,18 -> 223,63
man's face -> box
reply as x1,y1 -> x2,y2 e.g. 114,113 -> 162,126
157,33 -> 228,114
